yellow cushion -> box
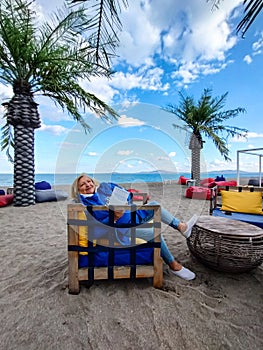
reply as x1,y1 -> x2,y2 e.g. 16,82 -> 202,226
78,211 -> 148,255
79,212 -> 88,255
220,190 -> 263,215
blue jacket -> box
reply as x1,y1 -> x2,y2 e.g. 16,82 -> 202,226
79,182 -> 153,244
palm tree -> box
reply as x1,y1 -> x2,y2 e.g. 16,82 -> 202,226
0,0 -> 124,206
208,0 -> 262,36
68,0 -> 128,65
164,88 -> 247,185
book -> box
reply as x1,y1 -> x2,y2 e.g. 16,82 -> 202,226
107,187 -> 130,206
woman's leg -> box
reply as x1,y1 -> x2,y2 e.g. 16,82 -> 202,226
146,201 -> 180,228
136,228 -> 174,265
136,227 -> 195,280
146,201 -> 197,237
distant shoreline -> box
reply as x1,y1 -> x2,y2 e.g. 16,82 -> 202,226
0,171 -> 261,187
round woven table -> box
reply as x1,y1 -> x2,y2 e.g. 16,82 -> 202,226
187,216 -> 263,273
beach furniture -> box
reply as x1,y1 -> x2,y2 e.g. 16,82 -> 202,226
185,186 -> 211,200
209,185 -> 263,228
0,193 -> 14,207
187,215 -> 263,273
67,202 -> 163,294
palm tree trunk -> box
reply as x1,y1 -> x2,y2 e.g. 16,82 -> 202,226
5,86 -> 41,206
191,147 -> 201,186
13,125 -> 36,206
189,133 -> 203,186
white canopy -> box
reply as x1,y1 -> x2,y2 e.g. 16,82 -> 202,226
237,148 -> 263,187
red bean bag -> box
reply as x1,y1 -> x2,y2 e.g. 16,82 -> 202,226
0,194 -> 14,207
127,189 -> 150,201
185,186 -> 211,200
200,178 -> 214,186
178,176 -> 190,185
207,180 -> 237,188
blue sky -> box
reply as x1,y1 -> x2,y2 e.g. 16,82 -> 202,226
0,0 -> 262,175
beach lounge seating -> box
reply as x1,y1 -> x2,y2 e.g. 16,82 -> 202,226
210,185 -> 263,228
67,201 -> 163,294
0,193 -> 14,207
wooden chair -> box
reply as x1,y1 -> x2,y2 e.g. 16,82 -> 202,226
67,202 -> 163,294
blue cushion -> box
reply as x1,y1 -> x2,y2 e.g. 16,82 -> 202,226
35,189 -> 68,203
212,208 -> 263,229
35,181 -> 51,190
0,189 -> 5,195
79,247 -> 154,268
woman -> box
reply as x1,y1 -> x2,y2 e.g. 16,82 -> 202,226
71,173 -> 198,281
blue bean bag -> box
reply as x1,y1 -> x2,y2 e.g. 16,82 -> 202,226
35,189 -> 68,203
35,181 -> 51,190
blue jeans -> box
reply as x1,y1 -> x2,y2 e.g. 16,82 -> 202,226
136,201 -> 180,265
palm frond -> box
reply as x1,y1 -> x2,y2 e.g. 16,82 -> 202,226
237,0 -> 263,36
67,0 -> 128,66
207,0 -> 262,36
0,121 -> 14,162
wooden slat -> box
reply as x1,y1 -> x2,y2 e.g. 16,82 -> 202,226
68,208 -> 81,294
78,265 -> 155,281
153,206 -> 163,288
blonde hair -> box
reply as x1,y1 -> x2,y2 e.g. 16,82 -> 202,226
71,173 -> 100,201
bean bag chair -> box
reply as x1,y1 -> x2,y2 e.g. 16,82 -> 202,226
215,175 -> 226,182
207,180 -> 237,188
35,189 -> 68,203
200,178 -> 214,186
248,179 -> 263,187
0,194 -> 14,207
185,186 -> 211,200
127,188 -> 150,201
178,175 -> 190,185
35,181 -> 51,190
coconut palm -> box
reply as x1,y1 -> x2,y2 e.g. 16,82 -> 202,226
208,0 -> 262,36
164,88 -> 247,185
0,0 -> 124,206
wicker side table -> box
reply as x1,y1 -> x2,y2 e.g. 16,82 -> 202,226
187,216 -> 263,273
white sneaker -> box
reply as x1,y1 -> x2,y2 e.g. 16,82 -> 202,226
170,266 -> 196,280
182,214 -> 198,238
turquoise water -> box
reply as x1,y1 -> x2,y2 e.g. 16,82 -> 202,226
0,172 -> 260,187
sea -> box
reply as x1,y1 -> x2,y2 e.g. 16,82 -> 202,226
0,172 -> 261,187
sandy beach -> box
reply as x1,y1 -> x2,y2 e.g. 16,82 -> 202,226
0,181 -> 262,350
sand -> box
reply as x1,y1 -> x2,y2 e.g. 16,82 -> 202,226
0,182 -> 262,350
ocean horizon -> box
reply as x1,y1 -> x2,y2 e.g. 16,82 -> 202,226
0,171 -> 261,187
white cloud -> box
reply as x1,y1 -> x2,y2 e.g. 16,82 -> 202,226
169,151 -> 176,157
244,55 -> 252,64
117,150 -> 134,156
38,123 -> 68,135
114,0 -> 243,86
117,115 -> 145,127
252,31 -> 263,53
247,132 -> 263,139
87,152 -> 97,157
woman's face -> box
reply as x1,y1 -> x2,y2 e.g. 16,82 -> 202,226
78,175 -> 95,194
